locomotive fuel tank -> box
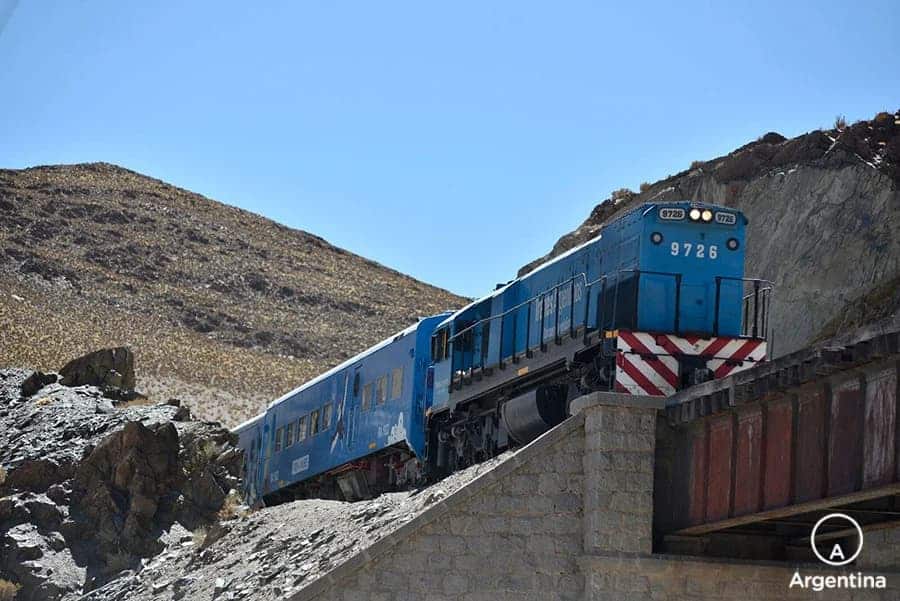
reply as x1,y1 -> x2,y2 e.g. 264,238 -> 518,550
499,384 -> 568,445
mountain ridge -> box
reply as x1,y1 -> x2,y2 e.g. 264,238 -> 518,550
0,162 -> 466,426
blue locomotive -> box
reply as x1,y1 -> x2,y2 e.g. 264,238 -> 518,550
236,201 -> 770,504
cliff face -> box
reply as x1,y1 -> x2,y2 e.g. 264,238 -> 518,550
521,111 -> 900,356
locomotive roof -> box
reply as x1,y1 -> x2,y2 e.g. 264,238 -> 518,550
434,200 -> 739,331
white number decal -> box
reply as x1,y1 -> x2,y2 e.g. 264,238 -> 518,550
667,241 -> 718,260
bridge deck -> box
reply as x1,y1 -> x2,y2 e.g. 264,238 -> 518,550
653,320 -> 900,558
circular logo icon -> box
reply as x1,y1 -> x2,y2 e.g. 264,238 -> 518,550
810,513 -> 864,566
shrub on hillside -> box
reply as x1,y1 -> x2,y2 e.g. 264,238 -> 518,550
834,115 -> 847,130
610,187 -> 632,199
0,579 -> 20,601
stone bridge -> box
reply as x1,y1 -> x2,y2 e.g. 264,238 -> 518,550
290,319 -> 900,600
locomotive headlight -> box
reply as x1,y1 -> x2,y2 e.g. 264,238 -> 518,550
650,232 -> 663,245
727,237 -> 740,250
689,208 -> 701,221
701,209 -> 713,222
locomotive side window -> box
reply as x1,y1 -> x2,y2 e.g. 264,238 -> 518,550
322,403 -> 333,429
284,422 -> 294,447
391,367 -> 403,399
376,376 -> 387,404
274,427 -> 283,452
362,383 -> 372,410
310,410 -> 320,435
297,416 -> 307,442
432,328 -> 449,361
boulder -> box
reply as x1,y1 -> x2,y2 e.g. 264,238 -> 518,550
19,371 -> 57,398
59,347 -> 135,391
72,421 -> 180,558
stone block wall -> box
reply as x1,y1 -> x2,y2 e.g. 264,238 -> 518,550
296,419 -> 586,601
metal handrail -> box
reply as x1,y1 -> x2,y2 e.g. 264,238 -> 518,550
445,272 -> 609,377
713,275 -> 775,338
447,272 -> 605,343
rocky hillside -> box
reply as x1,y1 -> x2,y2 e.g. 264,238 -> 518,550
65,455 -> 508,601
522,110 -> 900,356
0,355 -> 242,601
0,163 -> 465,426
0,351 -> 506,601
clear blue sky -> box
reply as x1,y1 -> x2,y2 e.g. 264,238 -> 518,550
2,1 -> 897,298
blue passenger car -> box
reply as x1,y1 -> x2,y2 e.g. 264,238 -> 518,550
239,312 -> 450,505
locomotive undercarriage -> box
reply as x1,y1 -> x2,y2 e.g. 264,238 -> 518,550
262,443 -> 424,505
427,330 -> 613,477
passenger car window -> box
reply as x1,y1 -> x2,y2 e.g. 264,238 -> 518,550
391,367 -> 403,399
376,376 -> 387,404
297,416 -> 307,441
274,427 -> 283,452
362,383 -> 372,411
285,422 -> 294,447
322,403 -> 332,429
310,410 -> 320,434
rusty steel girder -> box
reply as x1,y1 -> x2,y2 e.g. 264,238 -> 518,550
654,323 -> 900,540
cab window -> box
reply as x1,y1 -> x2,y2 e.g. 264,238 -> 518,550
432,328 -> 449,361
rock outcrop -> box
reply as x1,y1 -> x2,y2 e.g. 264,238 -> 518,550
521,110 -> 900,356
60,453 -> 512,601
0,364 -> 242,600
59,347 -> 135,392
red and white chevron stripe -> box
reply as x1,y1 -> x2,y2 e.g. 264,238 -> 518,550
613,330 -> 767,396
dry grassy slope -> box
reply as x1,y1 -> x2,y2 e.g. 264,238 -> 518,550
0,163 -> 466,426
520,109 -> 900,355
